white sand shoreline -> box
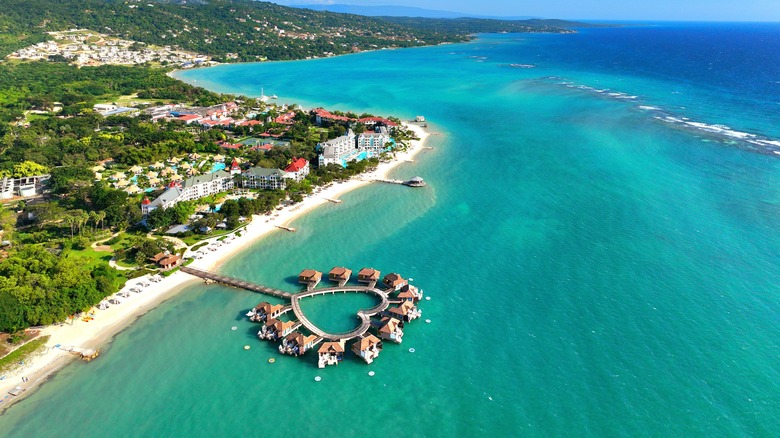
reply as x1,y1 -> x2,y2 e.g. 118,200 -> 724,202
0,122 -> 431,412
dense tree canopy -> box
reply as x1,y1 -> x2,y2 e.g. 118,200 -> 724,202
0,246 -> 121,332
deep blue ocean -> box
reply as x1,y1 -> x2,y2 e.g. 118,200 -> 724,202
1,23 -> 779,436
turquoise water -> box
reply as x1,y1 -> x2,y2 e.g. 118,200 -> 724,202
3,25 -> 780,436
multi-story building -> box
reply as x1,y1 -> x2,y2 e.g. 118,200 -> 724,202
283,157 -> 310,182
318,129 -> 357,167
142,170 -> 233,215
242,167 -> 287,190
356,126 -> 391,155
318,126 -> 394,168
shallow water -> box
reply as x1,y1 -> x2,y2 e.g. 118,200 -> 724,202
2,24 -> 780,436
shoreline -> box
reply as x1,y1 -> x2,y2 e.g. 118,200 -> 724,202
0,122 -> 431,413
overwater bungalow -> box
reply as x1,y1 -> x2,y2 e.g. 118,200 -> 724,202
318,341 -> 346,368
383,273 -> 407,291
298,269 -> 322,290
385,300 -> 421,323
247,302 -> 286,322
396,284 -> 423,304
279,331 -> 321,356
351,334 -> 383,364
259,318 -> 299,341
328,267 -> 352,286
377,317 -> 404,343
357,268 -> 381,286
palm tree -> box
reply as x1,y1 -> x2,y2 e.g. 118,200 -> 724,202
88,211 -> 98,233
96,211 -> 107,231
63,214 -> 77,238
76,210 -> 89,236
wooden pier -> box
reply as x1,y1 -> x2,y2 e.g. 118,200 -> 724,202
180,266 -> 423,365
363,176 -> 426,188
180,266 -> 293,299
290,286 -> 390,341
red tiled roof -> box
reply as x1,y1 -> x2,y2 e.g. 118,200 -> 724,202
284,157 -> 308,173
178,114 -> 201,121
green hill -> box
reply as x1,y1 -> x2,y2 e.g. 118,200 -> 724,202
0,0 -> 582,61
0,0 -> 465,60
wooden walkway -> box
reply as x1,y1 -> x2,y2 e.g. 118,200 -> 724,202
180,267 -> 392,341
180,266 -> 293,299
291,287 -> 390,341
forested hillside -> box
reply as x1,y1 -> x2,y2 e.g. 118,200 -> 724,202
0,0 -> 464,60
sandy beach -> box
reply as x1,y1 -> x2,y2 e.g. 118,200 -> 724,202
0,122 -> 430,411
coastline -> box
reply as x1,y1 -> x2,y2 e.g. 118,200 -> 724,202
0,122 -> 431,413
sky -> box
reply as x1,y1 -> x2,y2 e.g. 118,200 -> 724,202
275,0 -> 780,21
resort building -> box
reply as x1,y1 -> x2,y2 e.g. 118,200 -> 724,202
298,269 -> 322,290
280,331 -> 320,356
385,300 -> 421,323
283,157 -> 310,182
248,302 -> 287,322
241,167 -> 287,190
142,170 -> 233,215
383,273 -> 407,291
357,268 -> 381,286
0,174 -> 50,200
318,127 -> 393,168
328,267 -> 352,286
318,130 -> 357,167
351,335 -> 383,364
259,318 -> 299,341
148,252 -> 181,269
396,284 -> 423,304
318,341 -> 346,368
356,126 -> 391,155
376,317 -> 404,343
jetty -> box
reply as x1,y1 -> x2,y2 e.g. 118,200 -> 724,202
179,266 -> 423,366
180,266 -> 293,299
363,176 -> 426,188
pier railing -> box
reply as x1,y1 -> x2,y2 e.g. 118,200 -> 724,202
180,266 -> 293,299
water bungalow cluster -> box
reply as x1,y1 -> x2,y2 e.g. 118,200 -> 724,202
178,265 -> 423,368
179,264 -> 423,366
245,267 -> 423,368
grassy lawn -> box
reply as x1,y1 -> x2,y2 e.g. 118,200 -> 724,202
67,246 -> 113,270
0,336 -> 50,375
180,228 -> 235,246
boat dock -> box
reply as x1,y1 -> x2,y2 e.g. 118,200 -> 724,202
363,176 -> 427,188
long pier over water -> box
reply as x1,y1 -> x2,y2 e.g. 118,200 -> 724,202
181,266 -> 293,299
180,266 -> 394,341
